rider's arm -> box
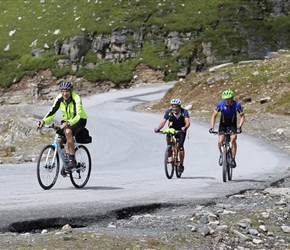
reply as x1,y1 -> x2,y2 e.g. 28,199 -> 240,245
237,102 -> 245,128
183,109 -> 190,129
210,110 -> 219,129
42,94 -> 62,125
156,118 -> 167,131
238,112 -> 245,128
156,109 -> 171,131
184,117 -> 190,129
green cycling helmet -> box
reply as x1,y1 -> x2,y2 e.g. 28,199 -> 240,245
222,89 -> 234,99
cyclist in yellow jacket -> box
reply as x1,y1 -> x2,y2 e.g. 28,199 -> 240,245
37,81 -> 88,170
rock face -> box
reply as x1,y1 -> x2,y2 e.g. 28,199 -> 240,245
29,0 -> 290,78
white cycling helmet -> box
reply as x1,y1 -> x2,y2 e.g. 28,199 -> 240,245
170,98 -> 182,106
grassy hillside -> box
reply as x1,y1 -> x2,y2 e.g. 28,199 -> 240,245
150,51 -> 290,115
0,0 -> 238,58
0,0 -> 289,88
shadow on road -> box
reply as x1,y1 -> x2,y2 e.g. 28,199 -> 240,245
179,177 -> 216,180
53,186 -> 123,191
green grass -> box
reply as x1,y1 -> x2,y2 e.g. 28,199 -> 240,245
0,0 -> 289,88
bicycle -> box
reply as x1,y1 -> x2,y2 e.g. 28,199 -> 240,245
212,129 -> 240,182
160,128 -> 184,179
36,124 -> 92,190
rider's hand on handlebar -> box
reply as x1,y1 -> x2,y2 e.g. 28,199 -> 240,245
37,120 -> 44,129
237,126 -> 242,133
181,127 -> 186,132
154,128 -> 160,133
209,128 -> 214,133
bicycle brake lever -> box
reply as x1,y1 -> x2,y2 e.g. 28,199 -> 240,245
37,127 -> 44,135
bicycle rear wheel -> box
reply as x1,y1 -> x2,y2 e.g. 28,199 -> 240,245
164,145 -> 174,179
37,145 -> 60,190
70,145 -> 92,188
222,149 -> 227,182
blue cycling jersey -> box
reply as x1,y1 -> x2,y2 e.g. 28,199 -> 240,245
215,100 -> 244,125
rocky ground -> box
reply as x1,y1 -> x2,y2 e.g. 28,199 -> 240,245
1,103 -> 290,249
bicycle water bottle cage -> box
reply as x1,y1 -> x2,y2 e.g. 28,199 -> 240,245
163,128 -> 176,135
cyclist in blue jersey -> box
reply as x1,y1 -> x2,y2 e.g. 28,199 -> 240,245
155,98 -> 190,173
209,89 -> 245,168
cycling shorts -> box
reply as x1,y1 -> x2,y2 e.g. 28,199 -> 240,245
218,124 -> 237,135
58,119 -> 87,142
167,132 -> 186,151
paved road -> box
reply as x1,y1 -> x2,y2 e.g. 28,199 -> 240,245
1,82 -> 290,232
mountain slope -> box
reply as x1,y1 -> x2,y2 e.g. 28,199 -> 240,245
0,0 -> 289,88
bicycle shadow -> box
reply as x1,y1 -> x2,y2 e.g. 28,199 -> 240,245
54,186 -> 123,191
85,186 -> 124,190
227,179 -> 267,183
179,176 -> 216,180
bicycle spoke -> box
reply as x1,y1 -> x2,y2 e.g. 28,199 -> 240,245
37,145 -> 59,190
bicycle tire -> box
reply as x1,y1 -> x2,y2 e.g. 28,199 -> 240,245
36,145 -> 60,190
222,149 -> 227,182
164,145 -> 174,179
70,145 -> 92,188
227,149 -> 233,181
175,149 -> 182,178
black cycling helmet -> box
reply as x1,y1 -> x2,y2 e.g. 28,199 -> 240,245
59,81 -> 73,91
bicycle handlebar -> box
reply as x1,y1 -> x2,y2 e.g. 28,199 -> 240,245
158,129 -> 185,135
37,123 -> 61,135
210,130 -> 242,135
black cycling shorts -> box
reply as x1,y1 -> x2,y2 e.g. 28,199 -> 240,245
218,124 -> 237,134
58,119 -> 87,142
167,131 -> 186,151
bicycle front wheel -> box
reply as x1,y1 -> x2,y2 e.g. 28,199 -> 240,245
175,150 -> 182,178
37,145 -> 60,190
227,150 -> 233,181
164,145 -> 174,179
70,145 -> 92,188
222,149 -> 227,182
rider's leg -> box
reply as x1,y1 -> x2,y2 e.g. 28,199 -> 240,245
57,137 -> 63,148
65,128 -> 76,169
65,128 -> 75,156
57,137 -> 66,156
230,134 -> 237,159
166,135 -> 170,145
179,150 -> 184,165
64,119 -> 86,169
218,134 -> 224,154
178,133 -> 186,166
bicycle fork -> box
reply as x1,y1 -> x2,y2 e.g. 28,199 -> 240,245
44,147 -> 57,169
223,145 -> 232,164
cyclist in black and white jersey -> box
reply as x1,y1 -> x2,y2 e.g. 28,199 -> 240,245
155,98 -> 190,173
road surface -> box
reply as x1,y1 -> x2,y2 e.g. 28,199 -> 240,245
1,82 -> 290,232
